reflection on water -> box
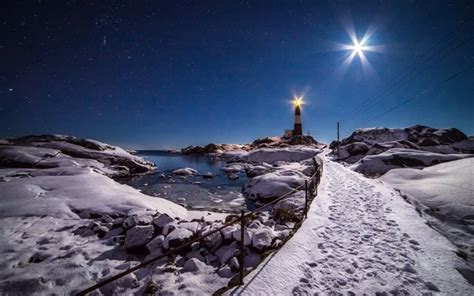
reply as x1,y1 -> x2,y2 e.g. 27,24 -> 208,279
124,151 -> 248,212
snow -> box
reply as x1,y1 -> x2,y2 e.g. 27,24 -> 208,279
227,153 -> 472,295
0,167 -> 186,219
350,148 -> 472,176
381,158 -> 474,221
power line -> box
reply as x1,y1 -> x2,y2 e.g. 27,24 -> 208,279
362,63 -> 474,125
342,15 -> 474,123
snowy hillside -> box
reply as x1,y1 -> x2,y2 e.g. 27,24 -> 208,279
332,125 -> 472,166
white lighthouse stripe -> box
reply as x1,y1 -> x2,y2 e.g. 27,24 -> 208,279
295,115 -> 301,124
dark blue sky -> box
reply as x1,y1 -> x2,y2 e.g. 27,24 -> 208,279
1,1 -> 473,149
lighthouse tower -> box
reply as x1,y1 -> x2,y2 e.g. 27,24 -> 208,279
293,101 -> 303,136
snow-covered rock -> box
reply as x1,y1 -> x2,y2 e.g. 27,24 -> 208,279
244,147 -> 320,164
153,214 -> 175,230
245,164 -> 273,178
124,225 -> 155,249
183,258 -> 206,273
163,228 -> 194,249
146,235 -> 165,254
243,170 -> 306,203
215,241 -> 240,265
172,167 -> 198,176
251,229 -> 274,251
201,225 -> 223,252
350,148 -> 472,176
273,191 -> 305,216
179,221 -> 199,234
1,134 -> 155,175
123,214 -> 153,230
232,227 -> 252,246
332,125 -> 469,164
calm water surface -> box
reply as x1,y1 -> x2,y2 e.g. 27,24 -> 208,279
124,151 -> 248,212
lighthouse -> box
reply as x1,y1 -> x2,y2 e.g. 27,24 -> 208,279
293,97 -> 303,136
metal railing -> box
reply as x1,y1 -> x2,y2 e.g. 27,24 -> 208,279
76,156 -> 323,295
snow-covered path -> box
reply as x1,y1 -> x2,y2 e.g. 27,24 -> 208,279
227,157 -> 472,295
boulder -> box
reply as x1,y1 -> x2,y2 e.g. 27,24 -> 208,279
243,170 -> 306,203
202,172 -> 214,179
232,227 -> 252,246
104,226 -> 125,240
124,225 -> 155,250
215,241 -> 240,265
123,214 -> 153,230
252,229 -> 273,251
183,258 -> 206,273
229,257 -> 240,271
201,225 -> 223,252
179,222 -> 199,234
163,228 -> 194,249
221,225 -> 238,240
172,167 -> 198,176
153,214 -> 175,231
146,235 -> 165,254
217,266 -> 234,278
227,173 -> 239,180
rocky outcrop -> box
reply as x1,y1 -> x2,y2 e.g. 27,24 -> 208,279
0,134 -> 154,175
331,125 -> 471,164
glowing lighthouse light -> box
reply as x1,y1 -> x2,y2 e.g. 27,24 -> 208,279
292,96 -> 304,108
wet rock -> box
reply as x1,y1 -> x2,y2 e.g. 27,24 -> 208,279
227,173 -> 239,180
202,172 -> 214,179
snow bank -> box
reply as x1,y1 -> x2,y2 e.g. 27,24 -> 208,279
0,167 -> 186,219
381,158 -> 474,222
350,148 -> 472,176
0,135 -> 187,220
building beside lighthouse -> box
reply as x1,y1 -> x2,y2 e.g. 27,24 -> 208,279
283,97 -> 304,138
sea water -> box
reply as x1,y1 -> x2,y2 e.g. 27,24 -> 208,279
123,151 -> 247,212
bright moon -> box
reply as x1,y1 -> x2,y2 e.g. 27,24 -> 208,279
351,40 -> 367,56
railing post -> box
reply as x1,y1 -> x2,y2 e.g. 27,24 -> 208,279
304,180 -> 308,218
239,209 -> 245,285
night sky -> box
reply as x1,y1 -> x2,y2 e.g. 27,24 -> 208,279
1,1 -> 473,149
